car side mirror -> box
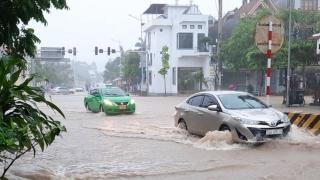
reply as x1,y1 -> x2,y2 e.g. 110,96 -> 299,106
208,105 -> 220,111
94,94 -> 100,97
126,93 -> 130,96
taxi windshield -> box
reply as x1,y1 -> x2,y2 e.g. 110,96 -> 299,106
101,88 -> 125,96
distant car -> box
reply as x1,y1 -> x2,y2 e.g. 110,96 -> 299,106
50,87 -> 74,95
75,85 -> 85,92
84,86 -> 135,115
174,91 -> 291,143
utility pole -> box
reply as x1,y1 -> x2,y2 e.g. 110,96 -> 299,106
216,0 -> 223,90
286,0 -> 292,107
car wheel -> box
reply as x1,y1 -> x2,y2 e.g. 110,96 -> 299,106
220,125 -> 231,132
85,103 -> 91,111
100,105 -> 104,113
178,119 -> 187,130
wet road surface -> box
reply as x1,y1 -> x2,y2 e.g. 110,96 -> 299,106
5,92 -> 320,180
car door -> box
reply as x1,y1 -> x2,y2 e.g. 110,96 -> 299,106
184,95 -> 204,135
197,95 -> 225,134
91,89 -> 101,111
87,89 -> 98,111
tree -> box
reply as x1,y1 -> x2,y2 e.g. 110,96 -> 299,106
158,46 -> 170,96
103,58 -> 120,82
0,0 -> 69,178
122,51 -> 141,85
220,8 -> 273,71
193,70 -> 208,90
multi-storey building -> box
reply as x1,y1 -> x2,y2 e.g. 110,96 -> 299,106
142,3 -> 212,96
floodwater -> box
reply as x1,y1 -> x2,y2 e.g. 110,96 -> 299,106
4,93 -> 320,180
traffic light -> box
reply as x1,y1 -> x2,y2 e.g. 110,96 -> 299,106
62,47 -> 65,55
107,47 -> 111,55
73,47 -> 76,56
95,47 -> 98,55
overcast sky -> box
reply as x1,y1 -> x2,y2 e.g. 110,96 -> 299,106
28,0 -> 243,72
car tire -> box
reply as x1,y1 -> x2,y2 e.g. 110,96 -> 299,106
178,119 -> 188,130
100,105 -> 104,113
85,103 -> 91,111
220,125 -> 231,132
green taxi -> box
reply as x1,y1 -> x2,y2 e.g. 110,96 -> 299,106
84,86 -> 135,115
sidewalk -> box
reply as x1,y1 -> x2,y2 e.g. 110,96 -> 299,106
257,95 -> 320,114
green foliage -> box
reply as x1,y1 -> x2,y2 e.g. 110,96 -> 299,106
103,58 -> 120,82
0,0 -> 69,178
35,60 -> 74,86
0,0 -> 69,53
122,52 -> 141,84
178,78 -> 191,91
0,56 -> 66,178
221,8 -> 320,71
220,8 -> 272,70
158,46 -> 170,96
193,70 -> 208,89
158,46 -> 170,77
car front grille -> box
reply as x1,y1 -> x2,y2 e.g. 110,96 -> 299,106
247,125 -> 291,141
114,102 -> 129,105
258,120 -> 283,126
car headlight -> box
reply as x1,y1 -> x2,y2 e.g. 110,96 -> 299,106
103,99 -> 113,106
281,114 -> 290,123
130,99 -> 135,104
232,116 -> 259,125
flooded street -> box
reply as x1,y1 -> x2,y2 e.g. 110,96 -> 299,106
6,92 -> 320,180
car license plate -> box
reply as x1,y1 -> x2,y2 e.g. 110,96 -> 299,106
266,129 -> 283,135
119,105 -> 126,110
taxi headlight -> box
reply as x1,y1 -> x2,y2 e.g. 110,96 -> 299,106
281,114 -> 290,123
232,116 -> 259,125
130,99 -> 135,104
103,99 -> 113,106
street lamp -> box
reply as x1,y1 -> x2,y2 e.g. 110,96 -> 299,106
111,39 -> 122,77
128,14 -> 147,96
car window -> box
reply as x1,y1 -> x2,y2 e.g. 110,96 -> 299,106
187,97 -> 193,105
201,95 -> 217,108
218,94 -> 269,109
190,95 -> 203,107
90,89 -> 98,95
101,88 -> 125,96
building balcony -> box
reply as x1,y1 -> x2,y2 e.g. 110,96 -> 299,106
142,19 -> 172,32
177,47 -> 211,58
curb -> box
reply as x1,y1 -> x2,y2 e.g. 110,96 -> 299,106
284,112 -> 320,137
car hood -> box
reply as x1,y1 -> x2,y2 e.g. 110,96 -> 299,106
226,108 -> 284,122
103,96 -> 131,102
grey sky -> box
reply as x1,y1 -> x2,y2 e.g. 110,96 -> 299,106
28,0 -> 242,72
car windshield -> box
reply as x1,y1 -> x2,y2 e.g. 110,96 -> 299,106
217,94 -> 269,109
101,88 -> 125,96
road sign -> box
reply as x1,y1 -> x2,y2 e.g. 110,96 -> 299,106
254,15 -> 284,54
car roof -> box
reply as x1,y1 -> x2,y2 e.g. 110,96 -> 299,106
192,90 -> 250,96
96,86 -> 120,90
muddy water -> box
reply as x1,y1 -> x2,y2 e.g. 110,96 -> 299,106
4,93 -> 320,180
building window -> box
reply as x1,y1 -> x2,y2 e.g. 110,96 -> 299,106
149,71 -> 152,85
301,0 -> 318,11
198,25 -> 202,29
148,32 -> 151,48
177,33 -> 193,49
172,67 -> 176,85
197,33 -> 205,52
182,25 -> 187,29
190,25 -> 195,29
149,53 -> 152,66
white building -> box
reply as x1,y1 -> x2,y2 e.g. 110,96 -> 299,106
142,3 -> 213,96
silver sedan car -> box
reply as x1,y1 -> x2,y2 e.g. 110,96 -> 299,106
174,91 -> 291,142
